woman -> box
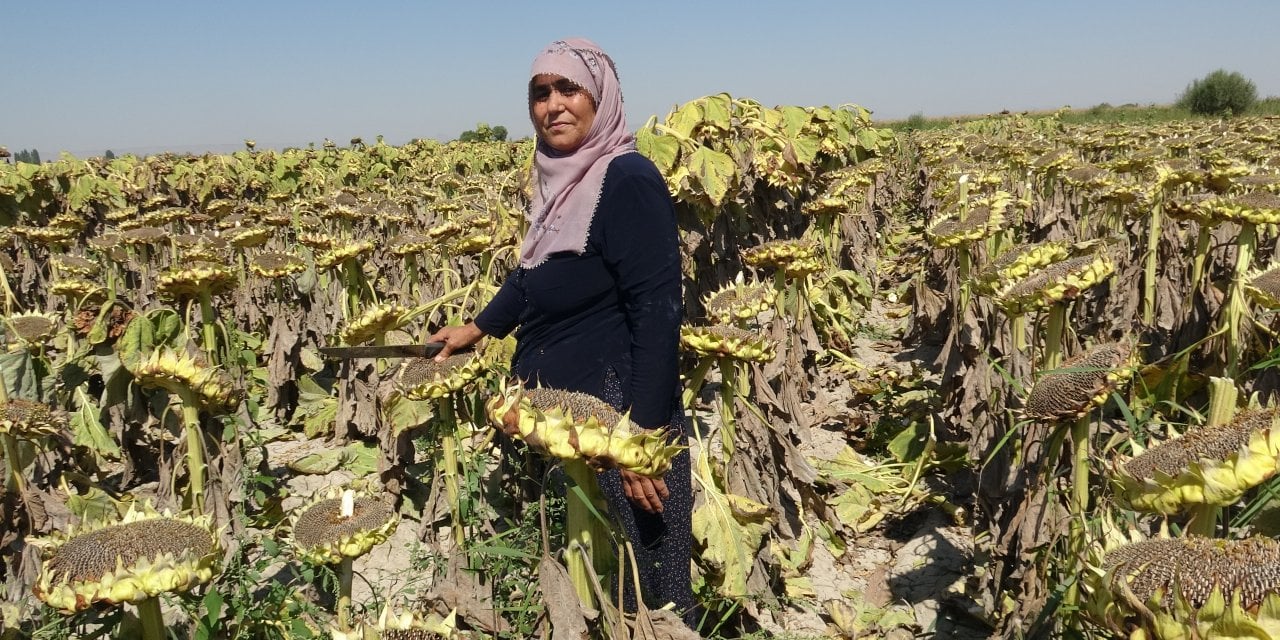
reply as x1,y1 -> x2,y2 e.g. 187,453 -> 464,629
429,38 -> 695,624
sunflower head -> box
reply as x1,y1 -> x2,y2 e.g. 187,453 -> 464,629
1116,407 -> 1280,514
225,225 -> 273,249
449,234 -> 493,256
127,348 -> 243,415
331,602 -> 459,640
485,382 -> 683,477
0,399 -> 66,439
156,263 -> 238,300
52,255 -> 99,278
680,325 -> 777,363
396,354 -> 484,401
339,304 -> 413,346
287,487 -> 399,565
316,241 -> 375,269
1096,536 -> 1280,640
703,279 -> 776,324
389,233 -> 433,257
250,251 -> 307,279
297,231 -> 338,252
49,278 -> 107,304
5,311 -> 59,345
994,249 -> 1116,315
972,241 -> 1072,296
741,240 -> 818,270
1023,340 -> 1138,422
1196,191 -> 1280,226
31,502 -> 221,613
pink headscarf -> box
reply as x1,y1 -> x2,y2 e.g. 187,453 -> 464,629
521,38 -> 636,268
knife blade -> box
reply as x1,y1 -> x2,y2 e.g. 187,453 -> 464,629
319,342 -> 446,359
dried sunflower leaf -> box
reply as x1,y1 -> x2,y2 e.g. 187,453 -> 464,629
69,388 -> 119,460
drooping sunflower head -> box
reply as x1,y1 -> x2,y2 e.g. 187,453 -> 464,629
1023,340 -> 1137,422
1117,407 -> 1280,514
118,226 -> 168,248
0,398 -> 66,439
287,487 -> 399,565
297,230 -> 338,252
396,354 -> 484,401
49,278 -> 108,304
486,383 -> 683,477
449,234 -> 493,256
127,348 -> 243,415
1195,191 -> 1280,226
5,311 -> 59,345
225,225 -> 273,249
249,251 -> 308,279
31,503 -> 221,613
703,280 -> 776,324
203,198 -> 238,219
925,202 -> 1004,249
972,241 -> 1072,296
331,603 -> 459,640
139,207 -> 188,227
156,263 -> 238,301
1096,536 -> 1280,639
1247,263 -> 1280,309
994,249 -> 1116,315
741,240 -> 818,271
316,241 -> 375,269
52,255 -> 99,278
680,325 -> 777,363
389,233 -> 433,257
426,220 -> 463,242
338,303 -> 413,346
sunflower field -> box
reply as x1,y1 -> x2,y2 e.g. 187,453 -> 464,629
3,100 -> 1280,639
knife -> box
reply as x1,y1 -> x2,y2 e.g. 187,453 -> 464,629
319,342 -> 446,359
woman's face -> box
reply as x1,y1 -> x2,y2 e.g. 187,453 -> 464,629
530,73 -> 596,153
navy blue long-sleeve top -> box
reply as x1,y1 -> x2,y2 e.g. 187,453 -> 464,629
474,153 -> 683,429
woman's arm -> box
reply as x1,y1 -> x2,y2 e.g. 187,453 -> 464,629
428,268 -> 524,359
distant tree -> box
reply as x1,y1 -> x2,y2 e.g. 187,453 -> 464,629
104,149 -> 116,159
1177,69 -> 1257,117
12,148 -> 43,163
457,122 -> 507,142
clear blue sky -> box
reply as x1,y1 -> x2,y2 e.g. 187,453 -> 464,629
4,0 -> 1278,158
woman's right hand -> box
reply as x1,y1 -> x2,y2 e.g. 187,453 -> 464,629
427,322 -> 484,361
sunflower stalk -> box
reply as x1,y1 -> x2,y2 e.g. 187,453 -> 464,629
1142,197 -> 1163,326
956,176 -> 972,313
1065,412 -> 1092,609
563,459 -> 613,609
1043,303 -> 1068,370
435,397 -> 464,548
0,371 -> 25,497
1187,377 -> 1240,537
179,391 -> 205,514
0,432 -> 24,498
197,290 -> 219,366
137,595 -> 166,640
1185,224 -> 1213,312
717,357 -> 738,472
1224,222 -> 1257,378
681,357 -> 715,410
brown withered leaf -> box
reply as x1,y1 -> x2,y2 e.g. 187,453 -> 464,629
421,552 -> 513,635
538,553 -> 589,640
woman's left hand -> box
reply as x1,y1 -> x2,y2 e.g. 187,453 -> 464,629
619,469 -> 669,514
